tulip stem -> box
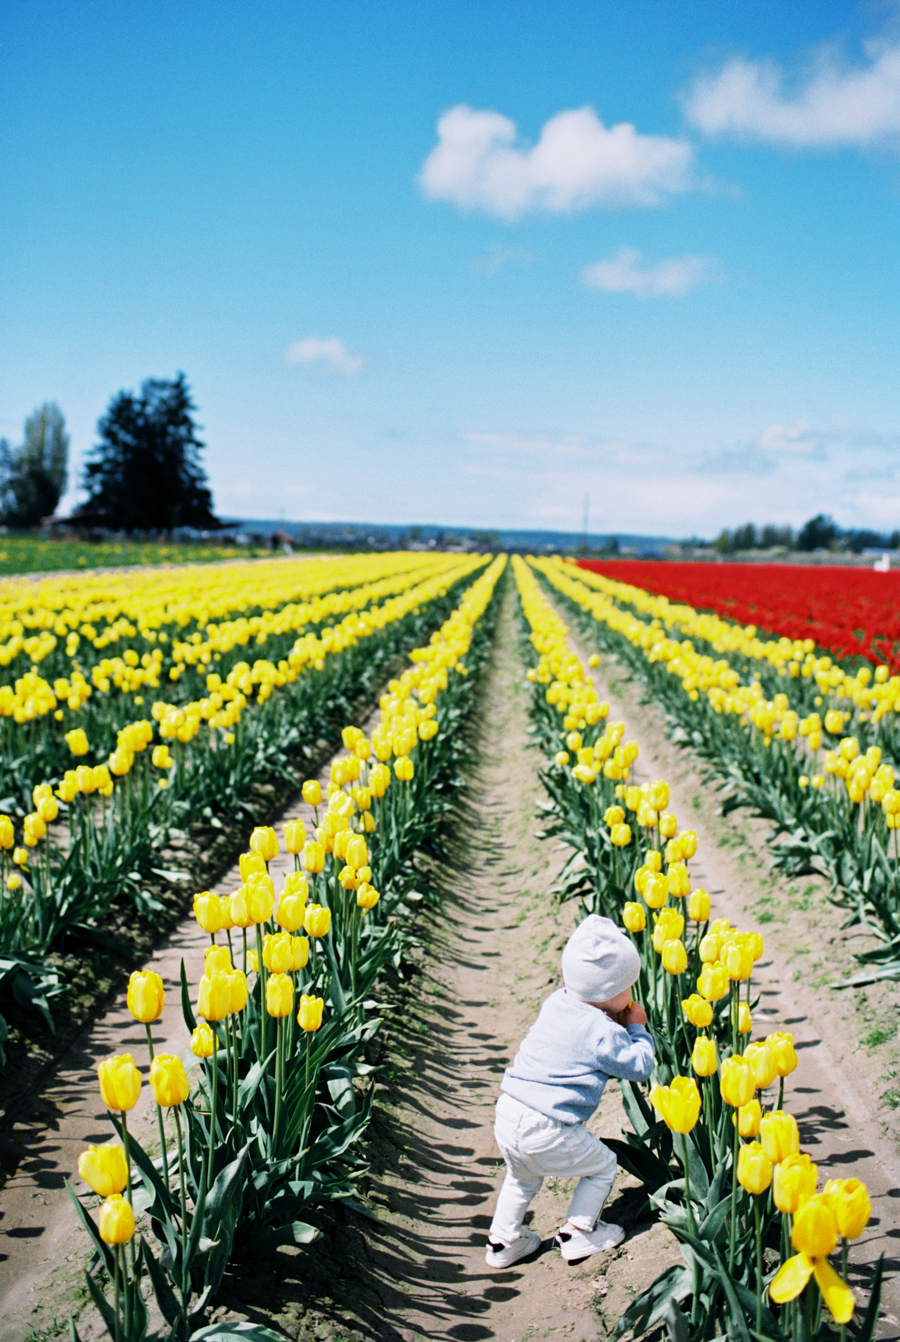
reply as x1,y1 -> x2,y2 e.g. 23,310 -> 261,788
173,1104 -> 188,1270
114,1243 -> 123,1342
839,1238 -> 848,1342
145,1024 -> 170,1190
256,924 -> 267,1060
728,1117 -> 739,1274
207,1031 -> 218,1191
273,1016 -> 284,1156
754,1195 -> 764,1333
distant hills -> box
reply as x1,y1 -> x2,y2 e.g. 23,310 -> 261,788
225,518 -> 673,555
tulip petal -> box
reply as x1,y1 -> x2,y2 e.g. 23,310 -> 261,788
813,1258 -> 855,1325
769,1253 -> 814,1303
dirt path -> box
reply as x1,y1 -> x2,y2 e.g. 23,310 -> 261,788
572,634 -> 900,1336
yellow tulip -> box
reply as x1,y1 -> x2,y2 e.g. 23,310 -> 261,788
226,970 -> 248,1013
23,813 -> 46,846
291,936 -> 310,970
691,1036 -> 718,1077
283,818 -> 307,854
301,840 -> 326,873
735,1098 -> 762,1137
719,1055 -> 755,1108
357,883 -> 380,910
737,1141 -> 772,1194
304,903 -> 331,938
194,891 -> 225,935
78,1143 -> 128,1197
682,994 -> 713,1028
65,727 -> 89,756
246,872 -> 275,923
622,902 -> 646,933
766,1031 -> 798,1077
197,973 -> 230,1021
149,1054 -> 190,1106
249,825 -> 279,862
302,779 -> 323,807
745,1041 -> 778,1089
298,993 -> 325,1031
98,1054 -> 142,1112
611,823 -> 632,848
687,889 -> 710,922
276,892 -> 307,933
759,1110 -> 800,1164
773,1152 -> 818,1214
266,972 -> 294,1018
394,757 -> 414,781
263,931 -> 293,973
643,874 -> 669,909
0,816 -> 13,849
346,835 -> 368,869
823,1178 -> 871,1240
98,1194 -> 136,1245
126,970 -> 165,1024
659,812 -> 677,839
239,851 -> 266,882
191,1023 -> 214,1057
205,945 -> 233,975
696,963 -> 729,1001
648,1076 -> 701,1133
604,805 -> 625,827
661,938 -> 687,975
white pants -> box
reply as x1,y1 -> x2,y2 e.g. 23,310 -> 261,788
489,1093 -> 618,1246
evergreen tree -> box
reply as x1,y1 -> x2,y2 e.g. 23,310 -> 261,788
0,402 -> 69,526
83,374 -> 216,532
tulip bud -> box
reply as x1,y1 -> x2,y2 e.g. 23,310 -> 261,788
792,1194 -> 838,1258
194,891 -> 225,935
737,1141 -> 772,1195
760,1111 -> 800,1164
687,889 -> 710,922
773,1152 -> 818,1214
679,830 -> 698,859
249,825 -> 279,862
126,970 -> 165,1024
304,903 -> 331,938
823,1178 -> 871,1241
65,727 -> 89,756
197,973 -> 230,1021
191,1023 -> 215,1058
719,1055 -> 755,1108
291,936 -> 310,970
643,874 -> 669,909
394,757 -> 414,781
226,970 -> 248,1013
302,779 -> 323,807
734,1002 -> 753,1035
682,993 -> 713,1028
229,886 -> 253,929
659,812 -> 677,839
357,883 -> 379,910
696,963 -> 728,1001
283,818 -> 307,854
298,994 -> 325,1032
98,1054 -> 142,1112
0,816 -> 13,849
263,931 -> 293,973
648,1076 -> 701,1133
661,938 -> 687,975
346,835 -> 368,869
735,1098 -> 762,1137
301,840 -> 326,874
766,1031 -> 798,1077
239,851 -> 267,884
205,944 -> 233,975
266,972 -> 294,1018
78,1143 -> 128,1197
246,872 -> 275,923
745,1041 -> 778,1089
611,823 -> 632,849
691,1036 -> 718,1077
149,1053 -> 190,1107
276,891 -> 307,933
622,902 -> 646,934
99,1194 -> 136,1245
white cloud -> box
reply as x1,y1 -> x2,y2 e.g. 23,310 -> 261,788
283,337 -> 365,377
581,247 -> 715,298
683,42 -> 900,147
419,104 -> 694,219
757,421 -> 819,454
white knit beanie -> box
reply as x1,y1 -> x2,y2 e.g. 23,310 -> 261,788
561,914 -> 641,1003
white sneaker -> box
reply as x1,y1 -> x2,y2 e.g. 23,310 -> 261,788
484,1228 -> 541,1268
555,1221 -> 625,1261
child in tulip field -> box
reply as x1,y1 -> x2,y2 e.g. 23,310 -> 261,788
485,914 -> 655,1268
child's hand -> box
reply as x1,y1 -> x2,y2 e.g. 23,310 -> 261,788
619,1001 -> 647,1027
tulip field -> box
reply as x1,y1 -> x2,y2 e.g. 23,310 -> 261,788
0,550 -> 893,1341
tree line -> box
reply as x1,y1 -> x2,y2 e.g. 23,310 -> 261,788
0,373 -> 216,532
713,515 -> 900,555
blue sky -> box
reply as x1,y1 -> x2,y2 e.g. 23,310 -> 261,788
2,0 -> 899,539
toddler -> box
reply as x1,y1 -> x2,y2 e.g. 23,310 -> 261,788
485,914 -> 654,1268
